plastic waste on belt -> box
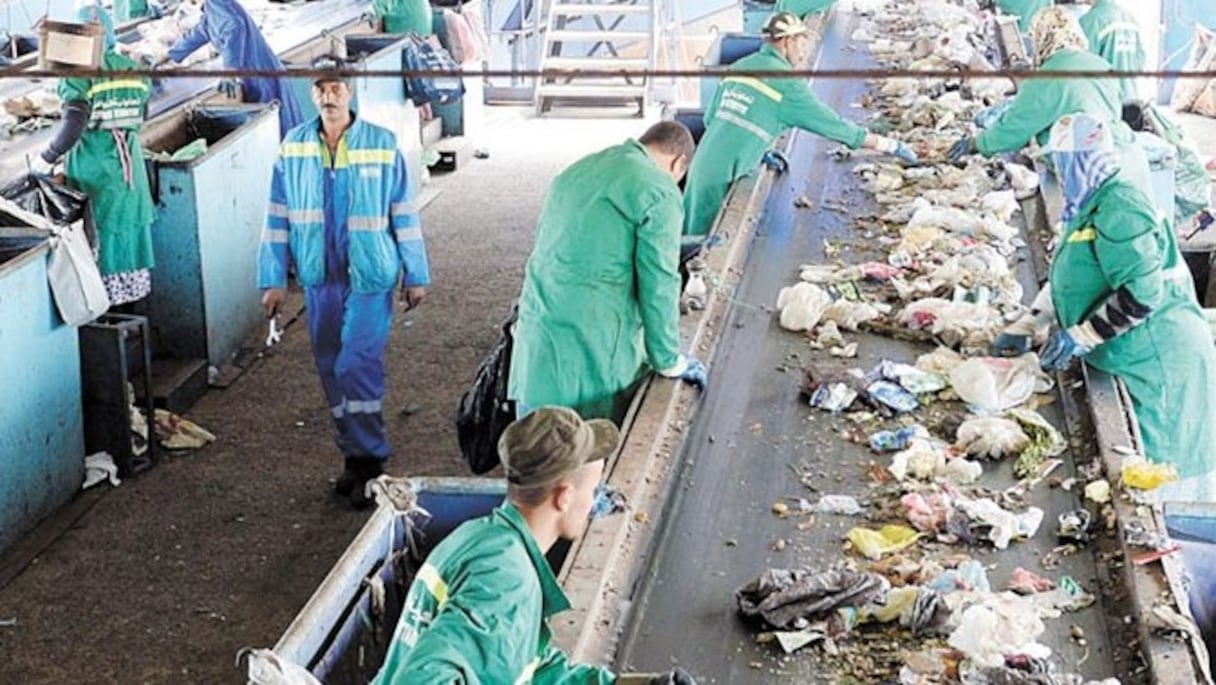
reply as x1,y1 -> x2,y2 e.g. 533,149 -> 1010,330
736,566 -> 890,630
455,304 -> 517,474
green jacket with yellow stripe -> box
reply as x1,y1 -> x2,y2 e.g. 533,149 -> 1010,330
372,503 -> 615,685
682,43 -> 866,237
257,116 -> 429,293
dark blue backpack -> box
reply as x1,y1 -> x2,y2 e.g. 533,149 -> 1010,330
403,35 -> 464,106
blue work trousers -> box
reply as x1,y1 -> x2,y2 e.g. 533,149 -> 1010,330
306,282 -> 395,461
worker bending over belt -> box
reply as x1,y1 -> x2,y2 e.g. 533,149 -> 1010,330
35,3 -> 155,309
952,7 -> 1153,190
683,12 -> 917,241
510,121 -> 708,423
166,0 -> 305,138
257,62 -> 430,509
1078,0 -> 1145,104
373,407 -> 698,685
1000,114 -> 1216,502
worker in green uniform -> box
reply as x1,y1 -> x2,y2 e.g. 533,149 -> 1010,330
683,12 -> 917,239
1078,0 -> 1145,104
949,7 -> 1137,172
509,121 -> 708,423
373,407 -> 699,684
373,0 -> 433,35
33,3 -> 154,308
1036,113 -> 1216,501
987,0 -> 1053,34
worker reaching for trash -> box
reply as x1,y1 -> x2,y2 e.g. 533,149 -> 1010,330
509,121 -> 708,423
683,11 -> 917,241
33,2 -> 156,309
1033,113 -> 1216,501
165,0 -> 305,138
1078,0 -> 1145,104
950,7 -> 1136,171
257,61 -> 430,509
373,407 -> 699,685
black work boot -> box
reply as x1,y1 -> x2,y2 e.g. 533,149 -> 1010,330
334,460 -> 361,496
346,457 -> 384,510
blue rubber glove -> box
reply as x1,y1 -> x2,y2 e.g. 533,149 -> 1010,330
761,149 -> 789,174
948,136 -> 976,163
892,142 -> 919,165
990,332 -> 1032,357
217,78 -> 240,98
679,357 -> 709,390
973,101 -> 1012,129
1039,328 -> 1092,371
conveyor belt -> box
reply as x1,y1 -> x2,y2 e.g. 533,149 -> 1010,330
614,13 -> 1125,683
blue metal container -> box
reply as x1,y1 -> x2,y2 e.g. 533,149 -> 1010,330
0,231 -> 84,553
1164,502 -> 1216,665
144,103 -> 280,370
261,478 -> 511,682
699,32 -> 763,109
742,0 -> 776,33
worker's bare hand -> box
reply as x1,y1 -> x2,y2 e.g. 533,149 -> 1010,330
402,286 -> 428,311
262,288 -> 286,318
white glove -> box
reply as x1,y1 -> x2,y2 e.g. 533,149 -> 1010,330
29,154 -> 57,176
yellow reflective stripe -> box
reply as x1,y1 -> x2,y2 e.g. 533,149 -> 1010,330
263,229 -> 290,243
395,227 -> 422,241
348,149 -> 395,165
267,203 -> 289,218
723,76 -> 783,102
86,79 -> 150,98
348,216 -> 388,231
391,201 -> 417,215
717,111 -> 775,145
1068,227 -> 1097,243
513,658 -> 540,685
416,563 -> 448,606
1097,22 -> 1139,41
282,142 -> 322,158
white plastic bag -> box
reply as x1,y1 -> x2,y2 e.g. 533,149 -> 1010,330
948,355 -> 1044,412
46,221 -> 110,326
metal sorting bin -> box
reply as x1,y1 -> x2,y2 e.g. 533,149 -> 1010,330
1164,503 -> 1216,671
742,0 -> 777,33
0,230 -> 83,553
699,33 -> 763,109
141,102 -> 280,371
259,478 -> 571,683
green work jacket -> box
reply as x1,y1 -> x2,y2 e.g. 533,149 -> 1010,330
1050,174 -> 1216,479
683,43 -> 866,237
775,0 -> 836,18
994,0 -> 1052,33
977,49 -> 1126,157
1079,0 -> 1145,103
508,140 -> 684,420
60,51 -> 154,276
373,503 -> 615,684
374,0 -> 433,35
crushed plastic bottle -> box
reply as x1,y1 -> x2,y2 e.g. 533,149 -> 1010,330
869,424 -> 930,452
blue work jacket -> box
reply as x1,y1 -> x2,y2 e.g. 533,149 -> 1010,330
258,116 -> 430,293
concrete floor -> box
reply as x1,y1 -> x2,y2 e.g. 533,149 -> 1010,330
0,105 -> 656,684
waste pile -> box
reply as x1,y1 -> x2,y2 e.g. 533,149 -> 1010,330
738,1 -> 1176,682
120,2 -> 207,68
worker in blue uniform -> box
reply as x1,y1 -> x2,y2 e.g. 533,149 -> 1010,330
258,62 -> 430,509
166,0 -> 305,138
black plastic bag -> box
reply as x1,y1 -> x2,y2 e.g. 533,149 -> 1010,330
0,174 -> 95,247
455,304 -> 518,474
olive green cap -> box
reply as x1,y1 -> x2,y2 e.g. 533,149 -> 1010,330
498,407 -> 620,488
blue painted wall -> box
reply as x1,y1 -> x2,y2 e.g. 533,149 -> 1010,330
0,239 -> 84,552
